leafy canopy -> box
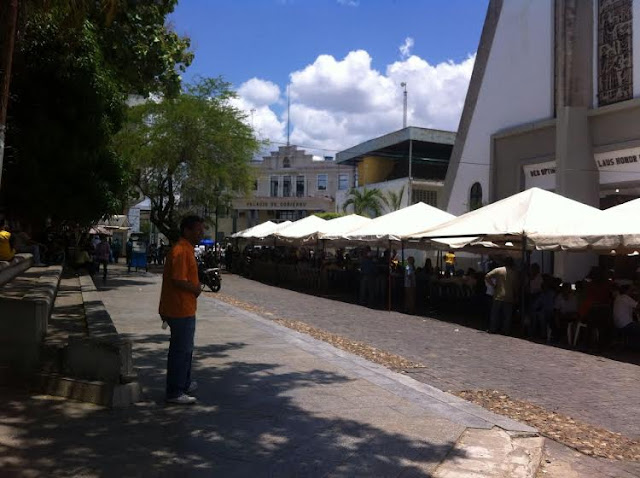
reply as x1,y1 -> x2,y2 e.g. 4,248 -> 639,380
1,1 -> 192,227
115,78 -> 261,242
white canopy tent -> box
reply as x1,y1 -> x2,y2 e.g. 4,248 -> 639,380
316,214 -> 372,241
249,220 -> 292,240
336,202 -> 455,245
231,221 -> 276,239
529,201 -> 640,251
408,188 -> 602,251
272,215 -> 327,242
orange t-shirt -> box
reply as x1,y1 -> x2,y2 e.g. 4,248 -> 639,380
158,238 -> 199,318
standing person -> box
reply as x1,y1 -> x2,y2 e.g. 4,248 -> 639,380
444,250 -> 456,277
485,256 -> 519,335
95,235 -> 111,281
225,244 -> 233,272
359,246 -> 377,307
126,237 -> 133,272
404,256 -> 416,314
159,216 -> 205,405
111,237 -> 121,264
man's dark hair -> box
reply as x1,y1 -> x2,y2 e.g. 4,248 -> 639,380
180,215 -> 204,236
504,256 -> 514,268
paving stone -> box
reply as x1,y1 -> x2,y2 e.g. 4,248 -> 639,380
218,273 -> 640,440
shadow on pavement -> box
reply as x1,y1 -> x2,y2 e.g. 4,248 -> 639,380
0,334 -> 465,477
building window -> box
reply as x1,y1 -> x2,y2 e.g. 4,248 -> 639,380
412,189 -> 438,207
597,0 -> 633,106
338,173 -> 349,190
283,175 -> 292,197
253,179 -> 258,191
270,175 -> 279,197
469,182 -> 483,210
296,175 -> 305,197
277,210 -> 297,221
283,157 -> 291,168
317,174 -> 328,191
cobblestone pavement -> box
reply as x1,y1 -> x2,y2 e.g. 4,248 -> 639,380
213,273 -> 640,442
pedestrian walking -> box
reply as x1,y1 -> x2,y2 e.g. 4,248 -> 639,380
126,237 -> 133,272
95,235 -> 111,281
404,256 -> 416,314
159,215 -> 205,405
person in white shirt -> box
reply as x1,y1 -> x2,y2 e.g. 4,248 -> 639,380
553,283 -> 578,341
613,285 -> 640,349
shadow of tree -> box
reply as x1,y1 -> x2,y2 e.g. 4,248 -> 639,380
0,334 -> 466,477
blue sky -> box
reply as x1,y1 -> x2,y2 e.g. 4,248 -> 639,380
170,0 -> 489,154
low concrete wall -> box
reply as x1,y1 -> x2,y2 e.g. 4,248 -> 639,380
0,265 -> 62,373
0,253 -> 34,286
63,275 -> 138,395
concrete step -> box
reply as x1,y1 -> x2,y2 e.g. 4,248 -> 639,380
433,427 -> 544,478
33,372 -> 143,408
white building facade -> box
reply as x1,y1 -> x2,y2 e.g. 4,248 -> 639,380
443,0 -> 640,279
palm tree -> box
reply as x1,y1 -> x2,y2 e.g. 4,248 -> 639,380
342,188 -> 385,218
382,185 -> 405,212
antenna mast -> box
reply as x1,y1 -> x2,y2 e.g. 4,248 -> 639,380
286,85 -> 291,146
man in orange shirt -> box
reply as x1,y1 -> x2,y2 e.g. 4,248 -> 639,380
159,216 -> 205,405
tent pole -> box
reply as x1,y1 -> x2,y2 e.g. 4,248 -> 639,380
388,239 -> 392,312
521,236 -> 527,323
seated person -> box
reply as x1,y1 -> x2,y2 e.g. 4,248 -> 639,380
554,283 -> 578,338
13,227 -> 46,266
0,220 -> 16,262
74,246 -> 96,274
613,285 -> 640,348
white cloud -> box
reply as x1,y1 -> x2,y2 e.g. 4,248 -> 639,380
232,50 -> 475,156
337,0 -> 359,6
399,37 -> 415,59
237,78 -> 281,106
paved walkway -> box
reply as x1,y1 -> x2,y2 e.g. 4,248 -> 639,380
1,266 -> 638,476
214,273 -> 640,441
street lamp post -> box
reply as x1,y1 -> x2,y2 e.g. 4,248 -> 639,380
400,82 -> 407,129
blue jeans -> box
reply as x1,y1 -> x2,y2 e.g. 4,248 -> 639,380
165,316 -> 196,399
490,300 -> 513,334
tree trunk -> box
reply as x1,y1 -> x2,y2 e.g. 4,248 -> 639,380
0,0 -> 18,191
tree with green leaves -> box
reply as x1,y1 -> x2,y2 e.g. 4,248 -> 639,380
1,1 -> 191,227
314,212 -> 344,220
115,78 -> 261,243
342,188 -> 385,218
382,185 -> 405,212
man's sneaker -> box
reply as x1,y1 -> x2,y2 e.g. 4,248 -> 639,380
166,393 -> 197,405
186,381 -> 198,394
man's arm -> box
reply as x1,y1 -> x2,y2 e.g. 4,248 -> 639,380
172,279 -> 201,297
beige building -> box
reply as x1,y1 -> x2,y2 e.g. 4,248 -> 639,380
217,145 -> 354,238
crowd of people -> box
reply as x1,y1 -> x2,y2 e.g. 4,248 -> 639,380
230,240 -> 639,352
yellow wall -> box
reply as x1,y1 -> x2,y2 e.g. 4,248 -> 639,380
357,156 -> 394,186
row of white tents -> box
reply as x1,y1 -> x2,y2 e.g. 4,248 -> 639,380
232,187 -> 640,252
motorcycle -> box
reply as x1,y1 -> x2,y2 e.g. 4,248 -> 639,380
198,258 -> 221,293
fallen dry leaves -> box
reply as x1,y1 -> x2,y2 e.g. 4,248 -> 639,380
213,293 -> 424,371
211,292 -> 639,462
454,390 -> 640,462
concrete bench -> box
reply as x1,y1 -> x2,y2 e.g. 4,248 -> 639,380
0,264 -> 63,374
0,253 -> 34,287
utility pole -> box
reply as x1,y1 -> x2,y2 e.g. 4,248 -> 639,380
0,0 -> 19,191
400,82 -> 408,129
